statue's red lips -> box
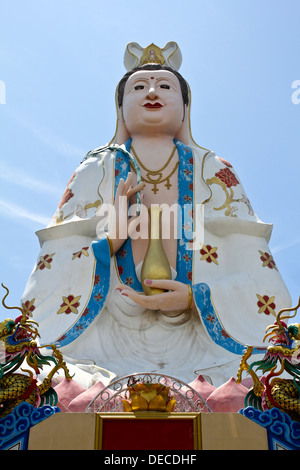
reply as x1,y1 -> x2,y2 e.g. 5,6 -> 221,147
143,102 -> 163,108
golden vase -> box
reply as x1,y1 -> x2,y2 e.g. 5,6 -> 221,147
141,205 -> 172,295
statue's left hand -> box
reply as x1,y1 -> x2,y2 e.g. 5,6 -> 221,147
116,280 -> 195,313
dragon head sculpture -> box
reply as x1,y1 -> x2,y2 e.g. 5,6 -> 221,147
0,284 -> 56,378
237,298 -> 300,419
0,313 -> 39,352
0,284 -> 71,403
248,298 -> 300,379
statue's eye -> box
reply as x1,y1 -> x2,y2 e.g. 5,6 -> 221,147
160,84 -> 171,89
134,85 -> 145,90
6,320 -> 15,333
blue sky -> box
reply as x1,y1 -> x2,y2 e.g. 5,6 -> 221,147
0,0 -> 299,325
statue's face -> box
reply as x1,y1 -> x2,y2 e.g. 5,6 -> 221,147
122,70 -> 185,136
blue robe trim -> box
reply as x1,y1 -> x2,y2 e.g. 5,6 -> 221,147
192,283 -> 265,355
56,237 -> 111,347
56,139 -> 265,355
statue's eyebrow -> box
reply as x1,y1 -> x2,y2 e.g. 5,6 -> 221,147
129,76 -> 177,88
126,77 -> 148,90
131,77 -> 148,84
155,77 -> 178,88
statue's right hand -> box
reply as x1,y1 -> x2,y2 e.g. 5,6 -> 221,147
109,172 -> 144,254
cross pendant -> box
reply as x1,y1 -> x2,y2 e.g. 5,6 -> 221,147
165,179 -> 172,190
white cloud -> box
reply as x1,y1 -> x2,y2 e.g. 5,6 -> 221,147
0,199 -> 49,225
8,107 -> 86,158
30,125 -> 86,158
0,161 -> 64,196
271,238 -> 300,255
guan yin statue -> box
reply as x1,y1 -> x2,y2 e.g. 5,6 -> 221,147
21,42 -> 291,388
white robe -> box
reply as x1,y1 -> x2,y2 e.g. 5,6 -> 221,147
21,139 -> 291,387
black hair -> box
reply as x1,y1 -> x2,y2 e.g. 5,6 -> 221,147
117,64 -> 189,108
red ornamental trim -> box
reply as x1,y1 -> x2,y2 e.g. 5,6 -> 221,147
183,223 -> 192,231
221,329 -> 229,339
259,250 -> 278,271
58,187 -> 74,209
58,333 -> 67,342
82,307 -> 90,317
207,314 -> 215,324
21,299 -> 36,317
57,295 -> 81,315
94,293 -> 103,302
200,244 -> 218,265
183,253 -> 192,262
217,157 -> 232,168
187,240 -> 194,250
72,247 -> 89,260
215,168 -> 239,188
36,253 -> 55,270
125,277 -> 134,286
183,195 -> 192,203
256,294 -> 276,316
118,249 -> 127,258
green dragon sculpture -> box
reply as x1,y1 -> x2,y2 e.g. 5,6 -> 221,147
237,298 -> 300,422
0,284 -> 72,418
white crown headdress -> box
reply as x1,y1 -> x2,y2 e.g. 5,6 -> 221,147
124,42 -> 182,72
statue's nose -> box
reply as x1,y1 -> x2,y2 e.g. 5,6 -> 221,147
146,85 -> 158,100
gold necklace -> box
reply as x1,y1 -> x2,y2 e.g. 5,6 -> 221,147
130,145 -> 179,194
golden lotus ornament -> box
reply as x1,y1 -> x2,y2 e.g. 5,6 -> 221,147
122,383 -> 176,412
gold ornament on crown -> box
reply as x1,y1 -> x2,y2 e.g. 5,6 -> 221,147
140,44 -> 166,66
124,41 -> 182,72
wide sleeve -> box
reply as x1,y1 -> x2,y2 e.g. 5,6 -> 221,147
191,150 -> 292,354
21,152 -> 115,346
